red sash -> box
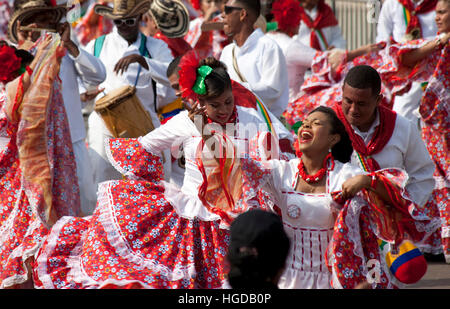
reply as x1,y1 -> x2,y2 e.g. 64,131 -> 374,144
335,104 -> 397,171
299,0 -> 339,50
397,0 -> 437,37
154,32 -> 192,58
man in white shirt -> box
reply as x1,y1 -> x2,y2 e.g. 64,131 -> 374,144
376,0 -> 437,43
376,0 -> 437,127
295,0 -> 346,51
335,65 -> 442,259
11,2 -> 107,215
85,0 -> 174,186
336,65 -> 435,207
219,0 -> 289,119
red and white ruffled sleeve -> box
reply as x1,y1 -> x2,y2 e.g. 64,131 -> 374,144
106,138 -> 164,182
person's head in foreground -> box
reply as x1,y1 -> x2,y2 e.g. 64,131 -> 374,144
227,209 -> 290,288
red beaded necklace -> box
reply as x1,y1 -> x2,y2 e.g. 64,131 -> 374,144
298,152 -> 335,184
206,106 -> 238,125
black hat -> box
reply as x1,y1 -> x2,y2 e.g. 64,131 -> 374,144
229,209 -> 289,258
8,0 -> 67,44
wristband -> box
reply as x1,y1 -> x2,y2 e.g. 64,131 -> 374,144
25,66 -> 33,75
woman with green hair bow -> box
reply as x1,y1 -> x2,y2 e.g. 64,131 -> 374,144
33,54 -> 291,289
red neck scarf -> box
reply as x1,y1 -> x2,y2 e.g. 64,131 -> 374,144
298,0 -> 339,50
335,104 -> 397,172
397,0 -> 437,37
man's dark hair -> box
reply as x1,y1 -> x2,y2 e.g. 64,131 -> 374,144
166,56 -> 182,78
235,0 -> 261,19
343,65 -> 381,97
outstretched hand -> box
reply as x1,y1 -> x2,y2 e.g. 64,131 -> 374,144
80,87 -> 105,102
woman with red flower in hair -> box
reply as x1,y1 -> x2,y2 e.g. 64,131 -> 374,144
33,53 -> 288,289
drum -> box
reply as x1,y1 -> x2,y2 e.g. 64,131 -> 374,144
94,85 -> 154,138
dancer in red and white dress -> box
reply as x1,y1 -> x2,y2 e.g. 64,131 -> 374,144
0,37 -> 81,288
385,0 -> 450,262
33,56 -> 287,289
257,106 -> 439,288
282,41 -> 393,127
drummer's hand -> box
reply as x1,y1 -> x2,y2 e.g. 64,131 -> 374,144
114,54 -> 149,76
80,87 -> 104,102
341,174 -> 371,200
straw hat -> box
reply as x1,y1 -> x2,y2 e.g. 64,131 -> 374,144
94,0 -> 151,20
148,0 -> 189,38
8,0 -> 67,44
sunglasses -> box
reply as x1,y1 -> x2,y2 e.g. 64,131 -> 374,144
113,17 -> 138,27
224,5 -> 243,14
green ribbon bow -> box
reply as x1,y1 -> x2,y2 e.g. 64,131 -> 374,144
192,65 -> 213,95
17,65 -> 26,75
291,120 -> 303,135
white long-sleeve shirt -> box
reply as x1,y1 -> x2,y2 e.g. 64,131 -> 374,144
60,48 -> 106,143
220,29 -> 289,118
376,0 -> 437,43
296,5 -> 347,50
85,28 -> 173,127
266,32 -> 317,102
350,110 -> 435,207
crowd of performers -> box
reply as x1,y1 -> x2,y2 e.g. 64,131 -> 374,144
0,0 -> 448,289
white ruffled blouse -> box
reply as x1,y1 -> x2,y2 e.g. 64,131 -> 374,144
264,159 -> 363,289
137,106 -> 275,226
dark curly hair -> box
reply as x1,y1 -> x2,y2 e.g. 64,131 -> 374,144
308,106 -> 353,163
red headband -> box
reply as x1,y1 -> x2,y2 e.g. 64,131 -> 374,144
272,0 -> 302,34
178,50 -> 202,100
